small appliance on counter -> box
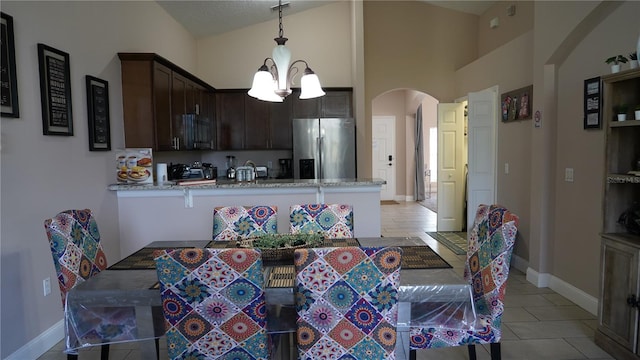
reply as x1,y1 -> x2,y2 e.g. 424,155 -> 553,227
277,158 -> 292,179
226,155 -> 236,179
255,166 -> 268,179
202,163 -> 216,179
168,163 -> 190,180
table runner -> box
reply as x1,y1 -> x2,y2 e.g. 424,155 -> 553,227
266,245 -> 451,288
108,241 -> 451,273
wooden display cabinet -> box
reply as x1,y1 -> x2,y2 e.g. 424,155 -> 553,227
596,68 -> 640,360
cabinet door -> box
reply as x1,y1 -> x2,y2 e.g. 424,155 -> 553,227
121,59 -> 155,148
599,237 -> 639,352
216,92 -> 245,150
270,96 -> 293,149
322,90 -> 353,118
244,96 -> 270,149
154,62 -> 173,151
171,72 -> 190,150
195,91 -> 215,150
292,95 -> 321,118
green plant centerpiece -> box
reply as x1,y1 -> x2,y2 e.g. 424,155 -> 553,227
605,55 -> 628,65
242,232 -> 324,249
237,232 -> 325,261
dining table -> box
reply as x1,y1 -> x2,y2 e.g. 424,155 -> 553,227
65,237 -> 476,360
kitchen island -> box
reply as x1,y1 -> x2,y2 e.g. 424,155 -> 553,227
109,178 -> 385,257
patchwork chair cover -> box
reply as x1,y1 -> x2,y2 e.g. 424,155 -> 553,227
289,204 -> 353,238
155,248 -> 270,360
293,246 -> 403,360
212,205 -> 278,241
409,204 -> 519,360
44,209 -> 136,357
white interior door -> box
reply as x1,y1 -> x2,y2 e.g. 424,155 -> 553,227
372,116 -> 396,201
437,103 -> 465,231
467,89 -> 497,230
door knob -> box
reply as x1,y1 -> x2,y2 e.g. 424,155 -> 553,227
388,155 -> 393,161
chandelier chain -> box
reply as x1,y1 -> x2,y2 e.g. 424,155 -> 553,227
278,0 -> 284,38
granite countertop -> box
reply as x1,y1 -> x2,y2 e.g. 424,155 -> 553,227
108,178 -> 386,191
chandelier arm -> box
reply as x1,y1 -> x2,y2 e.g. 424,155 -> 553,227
287,59 -> 309,86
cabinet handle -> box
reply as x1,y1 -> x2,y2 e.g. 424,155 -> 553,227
627,294 -> 638,308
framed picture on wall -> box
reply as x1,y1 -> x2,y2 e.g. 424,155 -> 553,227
1,12 -> 19,118
86,75 -> 111,151
38,43 -> 73,135
501,85 -> 533,122
583,76 -> 601,129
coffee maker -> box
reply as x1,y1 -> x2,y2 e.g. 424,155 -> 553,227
277,158 -> 292,179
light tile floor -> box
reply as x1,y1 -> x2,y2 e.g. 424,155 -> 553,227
37,201 -> 612,360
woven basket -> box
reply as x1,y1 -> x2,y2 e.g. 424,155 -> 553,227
238,233 -> 324,261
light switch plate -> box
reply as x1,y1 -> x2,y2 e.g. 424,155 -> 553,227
504,163 -> 509,174
565,168 -> 574,182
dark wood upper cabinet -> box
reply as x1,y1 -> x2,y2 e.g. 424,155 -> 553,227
270,96 -> 293,149
321,90 -> 353,118
215,92 -> 245,150
245,96 -> 270,149
292,96 -> 321,118
118,53 -> 215,151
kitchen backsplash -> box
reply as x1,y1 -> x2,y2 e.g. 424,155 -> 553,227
154,149 -> 293,178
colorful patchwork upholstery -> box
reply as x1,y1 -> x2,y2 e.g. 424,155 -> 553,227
409,204 -> 519,359
293,246 -> 402,360
155,248 -> 270,360
289,204 -> 353,238
44,209 -> 136,354
212,205 -> 278,241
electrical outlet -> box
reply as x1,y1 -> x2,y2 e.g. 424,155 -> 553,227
43,277 -> 51,296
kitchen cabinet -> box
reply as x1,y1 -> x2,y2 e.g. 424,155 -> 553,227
216,91 -> 244,150
595,68 -> 640,360
270,96 -> 293,149
118,53 -> 215,151
215,88 -> 352,150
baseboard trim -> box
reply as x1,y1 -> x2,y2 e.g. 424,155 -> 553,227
526,267 -> 598,316
512,254 -> 528,274
5,319 -> 64,360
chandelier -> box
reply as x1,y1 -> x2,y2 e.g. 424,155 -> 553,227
248,0 -> 325,102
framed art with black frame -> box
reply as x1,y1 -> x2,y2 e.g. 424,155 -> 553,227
583,76 -> 601,129
86,75 -> 111,151
38,43 -> 73,135
1,12 -> 19,118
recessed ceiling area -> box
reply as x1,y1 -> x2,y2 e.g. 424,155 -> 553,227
157,0 -> 497,38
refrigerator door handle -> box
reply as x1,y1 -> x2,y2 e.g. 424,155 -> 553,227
317,136 -> 323,179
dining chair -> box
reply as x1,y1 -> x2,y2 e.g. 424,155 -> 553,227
44,209 -> 137,360
289,203 -> 353,238
155,248 -> 271,360
409,204 -> 519,360
212,205 -> 278,241
293,246 -> 403,360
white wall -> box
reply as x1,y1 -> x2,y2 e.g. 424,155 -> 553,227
196,1 -> 352,89
0,2 -> 196,358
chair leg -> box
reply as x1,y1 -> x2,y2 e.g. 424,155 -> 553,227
100,344 -> 110,360
155,338 -> 160,360
409,349 -> 417,360
490,342 -> 501,360
67,354 -> 78,360
467,344 -> 477,360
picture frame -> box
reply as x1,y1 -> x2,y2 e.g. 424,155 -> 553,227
501,85 -> 533,122
583,76 -> 601,129
38,43 -> 73,135
1,12 -> 19,118
86,75 -> 111,151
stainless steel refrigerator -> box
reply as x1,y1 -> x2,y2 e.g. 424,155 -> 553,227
293,118 -> 356,180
